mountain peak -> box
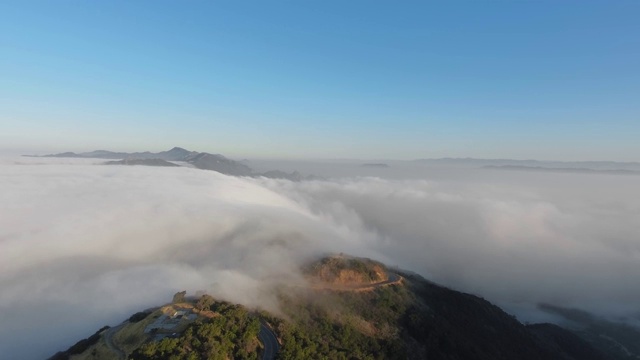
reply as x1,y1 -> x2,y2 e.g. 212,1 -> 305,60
168,146 -> 188,152
304,255 -> 388,286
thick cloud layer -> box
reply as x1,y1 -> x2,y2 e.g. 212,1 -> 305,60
1,157 -> 639,358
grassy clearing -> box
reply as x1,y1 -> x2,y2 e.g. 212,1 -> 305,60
68,338 -> 114,360
112,311 -> 160,356
68,301 -> 221,360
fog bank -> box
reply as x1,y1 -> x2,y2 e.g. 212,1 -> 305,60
1,156 -> 639,358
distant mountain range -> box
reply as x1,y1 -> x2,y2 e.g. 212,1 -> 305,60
362,163 -> 390,168
484,165 -> 640,176
36,149 -> 640,177
414,158 -> 640,172
38,147 -> 317,181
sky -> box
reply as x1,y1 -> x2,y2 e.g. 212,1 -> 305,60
1,1 -> 639,160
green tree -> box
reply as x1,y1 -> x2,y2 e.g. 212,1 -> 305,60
172,291 -> 187,304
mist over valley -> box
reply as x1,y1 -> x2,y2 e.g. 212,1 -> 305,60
2,153 -> 639,359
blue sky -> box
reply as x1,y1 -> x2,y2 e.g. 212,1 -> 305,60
1,1 -> 639,160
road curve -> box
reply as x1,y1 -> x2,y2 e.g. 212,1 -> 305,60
309,272 -> 403,292
376,272 -> 401,287
258,322 -> 279,360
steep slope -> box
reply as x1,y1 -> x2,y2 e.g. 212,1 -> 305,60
528,324 -> 608,360
183,152 -> 253,176
274,257 -> 610,360
154,147 -> 198,161
539,304 -> 640,360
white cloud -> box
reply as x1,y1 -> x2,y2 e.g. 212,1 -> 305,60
1,157 -> 639,358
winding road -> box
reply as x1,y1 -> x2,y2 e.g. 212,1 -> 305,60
309,272 -> 403,292
258,322 -> 279,360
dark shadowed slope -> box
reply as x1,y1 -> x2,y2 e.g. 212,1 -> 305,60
540,304 -> 640,360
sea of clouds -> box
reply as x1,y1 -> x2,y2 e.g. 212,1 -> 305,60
1,156 -> 639,359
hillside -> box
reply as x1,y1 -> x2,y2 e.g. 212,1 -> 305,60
538,304 -> 640,360
51,255 -> 619,360
303,255 -> 388,286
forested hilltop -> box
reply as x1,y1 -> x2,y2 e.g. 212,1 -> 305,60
51,256 -> 633,360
